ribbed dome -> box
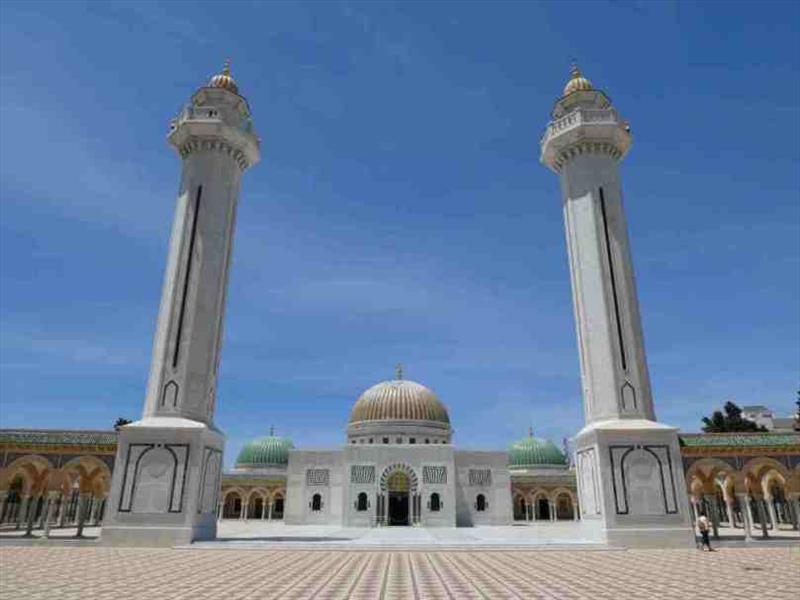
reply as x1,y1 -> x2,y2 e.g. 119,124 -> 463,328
349,379 -> 450,424
509,434 -> 567,468
563,63 -> 593,96
208,59 -> 239,95
235,435 -> 293,468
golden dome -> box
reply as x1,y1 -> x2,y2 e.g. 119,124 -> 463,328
208,59 -> 239,94
563,63 -> 593,96
349,378 -> 450,424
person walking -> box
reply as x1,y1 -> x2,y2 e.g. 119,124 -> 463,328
697,512 -> 714,551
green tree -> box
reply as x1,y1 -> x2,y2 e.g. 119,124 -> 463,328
701,401 -> 768,433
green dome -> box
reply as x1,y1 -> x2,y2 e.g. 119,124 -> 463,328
235,435 -> 294,468
508,434 -> 567,468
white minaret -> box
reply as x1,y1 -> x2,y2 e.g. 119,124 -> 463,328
541,65 -> 692,547
102,62 -> 260,546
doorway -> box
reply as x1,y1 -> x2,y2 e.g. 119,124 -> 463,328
386,470 -> 410,526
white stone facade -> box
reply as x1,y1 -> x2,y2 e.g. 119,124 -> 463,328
284,445 -> 511,527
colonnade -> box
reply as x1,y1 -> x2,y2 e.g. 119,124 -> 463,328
512,489 -> 579,522
685,456 -> 800,540
0,489 -> 107,536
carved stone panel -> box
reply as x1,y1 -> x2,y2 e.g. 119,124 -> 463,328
350,465 -> 375,484
610,444 -> 678,516
198,447 -> 222,514
576,447 -> 601,516
306,469 -> 329,486
423,466 -> 447,485
468,469 -> 491,487
119,443 -> 189,513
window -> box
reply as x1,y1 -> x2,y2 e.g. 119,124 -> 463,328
356,492 -> 368,512
429,493 -> 441,512
311,494 -> 322,512
351,440 -> 356,444
383,437 -> 389,444
425,438 -> 430,444
476,494 -> 486,512
409,438 -> 416,444
396,437 -> 402,444
369,438 -> 373,444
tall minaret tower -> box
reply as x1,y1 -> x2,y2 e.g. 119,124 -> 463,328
541,65 -> 692,547
103,62 -> 260,546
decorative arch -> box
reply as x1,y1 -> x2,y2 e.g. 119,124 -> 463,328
684,457 -> 737,489
741,456 -> 791,483
512,492 -> 527,520
549,487 -> 577,504
379,464 -> 418,493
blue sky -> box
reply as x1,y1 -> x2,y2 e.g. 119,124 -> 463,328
1,1 -> 798,465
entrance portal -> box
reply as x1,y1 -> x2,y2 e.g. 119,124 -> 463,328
386,470 -> 410,526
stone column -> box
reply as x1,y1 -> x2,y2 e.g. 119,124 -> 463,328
765,496 -> 779,533
725,499 -> 736,529
217,501 -> 224,521
788,494 -> 800,530
736,494 -> 753,541
16,495 -> 29,530
24,495 -> 39,537
573,499 -> 580,521
0,491 -> 7,525
754,497 -> 769,538
38,495 -> 50,529
75,492 -> 91,538
703,494 -> 720,539
549,500 -> 556,522
91,496 -> 104,525
57,495 -> 66,528
44,491 -> 60,538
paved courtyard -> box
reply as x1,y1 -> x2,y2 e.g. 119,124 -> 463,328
1,544 -> 798,599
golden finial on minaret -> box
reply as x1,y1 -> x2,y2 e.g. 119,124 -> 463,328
269,424 -> 274,436
208,58 -> 239,94
395,363 -> 404,380
563,61 -> 593,96
528,426 -> 534,438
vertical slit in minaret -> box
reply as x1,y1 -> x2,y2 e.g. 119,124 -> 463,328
599,187 -> 627,371
173,185 -> 202,368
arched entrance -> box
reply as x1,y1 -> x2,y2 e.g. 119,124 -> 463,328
537,497 -> 550,520
378,464 -> 419,526
222,492 -> 242,519
386,470 -> 410,526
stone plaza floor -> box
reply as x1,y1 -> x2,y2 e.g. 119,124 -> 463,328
0,543 -> 798,599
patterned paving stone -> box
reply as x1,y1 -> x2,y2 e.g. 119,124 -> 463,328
0,545 -> 797,599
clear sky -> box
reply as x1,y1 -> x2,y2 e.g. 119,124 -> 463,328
1,1 -> 798,465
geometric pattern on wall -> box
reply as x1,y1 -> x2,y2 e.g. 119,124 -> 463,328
350,465 -> 375,484
423,466 -> 447,485
306,469 -> 330,486
468,469 -> 491,487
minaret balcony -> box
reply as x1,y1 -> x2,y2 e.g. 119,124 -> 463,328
540,107 -> 631,171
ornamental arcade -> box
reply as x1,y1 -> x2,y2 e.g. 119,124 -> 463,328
682,433 -> 800,540
0,430 -> 114,537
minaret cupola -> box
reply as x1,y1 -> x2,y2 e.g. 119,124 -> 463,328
208,59 -> 239,95
563,63 -> 593,95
